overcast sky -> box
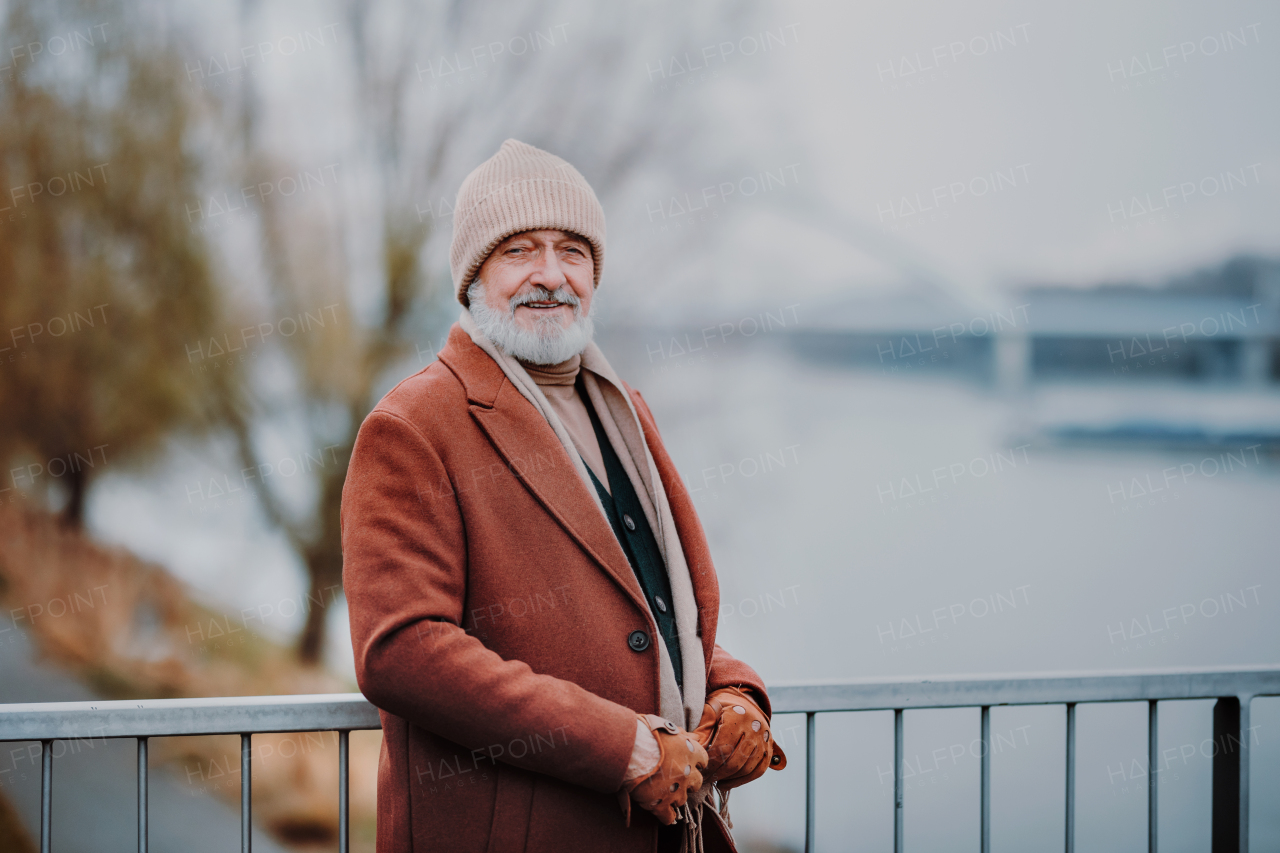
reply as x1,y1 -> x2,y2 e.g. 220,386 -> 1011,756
611,0 -> 1280,314
166,0 -> 1280,318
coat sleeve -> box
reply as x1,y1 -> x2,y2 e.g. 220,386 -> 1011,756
707,644 -> 773,718
340,409 -> 638,794
625,386 -> 775,721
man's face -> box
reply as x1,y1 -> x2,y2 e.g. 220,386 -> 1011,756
475,229 -> 594,333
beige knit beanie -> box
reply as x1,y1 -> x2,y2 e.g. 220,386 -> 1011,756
450,139 -> 606,307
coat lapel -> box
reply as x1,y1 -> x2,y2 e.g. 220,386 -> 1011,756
437,325 -> 649,612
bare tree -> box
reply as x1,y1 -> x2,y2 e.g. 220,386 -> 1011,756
0,0 -> 228,525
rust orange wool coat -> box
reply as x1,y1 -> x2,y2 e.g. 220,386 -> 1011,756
341,323 -> 772,853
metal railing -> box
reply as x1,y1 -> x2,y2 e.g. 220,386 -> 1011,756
769,665 -> 1280,853
0,665 -> 1275,852
0,693 -> 380,853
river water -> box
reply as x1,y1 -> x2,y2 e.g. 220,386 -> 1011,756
604,329 -> 1280,853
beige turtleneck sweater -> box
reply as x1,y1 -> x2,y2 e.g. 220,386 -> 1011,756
519,355 -> 610,494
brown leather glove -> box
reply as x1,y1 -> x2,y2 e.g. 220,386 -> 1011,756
619,714 -> 709,826
692,686 -> 787,790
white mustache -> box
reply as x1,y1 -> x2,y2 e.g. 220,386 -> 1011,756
510,287 -> 580,311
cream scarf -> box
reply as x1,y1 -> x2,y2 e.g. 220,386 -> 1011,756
458,309 -> 706,731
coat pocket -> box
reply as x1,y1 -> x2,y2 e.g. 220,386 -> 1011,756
485,763 -> 536,853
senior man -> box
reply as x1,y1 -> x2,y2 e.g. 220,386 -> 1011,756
342,139 -> 785,853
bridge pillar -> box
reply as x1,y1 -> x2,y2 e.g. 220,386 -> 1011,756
1239,338 -> 1271,385
994,332 -> 1030,391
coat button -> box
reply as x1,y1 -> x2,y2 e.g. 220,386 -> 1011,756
655,596 -> 667,613
628,630 -> 650,652
623,513 -> 636,531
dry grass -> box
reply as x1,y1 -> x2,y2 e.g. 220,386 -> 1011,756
0,786 -> 35,853
0,504 -> 379,850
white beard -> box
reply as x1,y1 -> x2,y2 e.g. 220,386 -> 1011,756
467,280 -> 596,365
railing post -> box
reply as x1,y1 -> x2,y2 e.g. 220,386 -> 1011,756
339,730 -> 350,853
1238,696 -> 1252,853
894,708 -> 903,853
1065,703 -> 1076,853
138,736 -> 148,853
980,706 -> 991,853
1148,700 -> 1158,853
40,739 -> 52,853
804,712 -> 816,853
1211,696 -> 1248,853
241,733 -> 252,853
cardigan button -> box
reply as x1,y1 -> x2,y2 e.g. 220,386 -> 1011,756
623,513 -> 636,531
655,596 -> 667,613
628,630 -> 650,652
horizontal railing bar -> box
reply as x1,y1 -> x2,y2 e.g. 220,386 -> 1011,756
767,666 -> 1280,714
1,666 -> 1274,743
0,693 -> 381,742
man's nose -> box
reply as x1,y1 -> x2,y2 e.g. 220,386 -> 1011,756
528,248 -> 568,290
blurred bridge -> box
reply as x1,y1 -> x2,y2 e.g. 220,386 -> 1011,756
790,285 -> 1280,388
